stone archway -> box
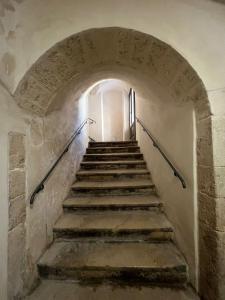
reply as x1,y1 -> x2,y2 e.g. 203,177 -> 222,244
14,27 -> 218,300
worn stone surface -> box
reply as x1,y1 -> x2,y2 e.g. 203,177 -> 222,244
8,223 -> 26,300
53,210 -> 173,240
72,179 -> 155,196
198,192 -> 225,232
32,141 -> 188,295
63,195 -> 161,210
199,223 -> 225,300
38,241 -> 187,284
80,160 -> 146,170
199,165 -> 225,198
86,146 -> 140,153
9,169 -> 25,200
211,117 -> 225,167
76,168 -> 150,181
26,280 -> 199,300
8,131 -> 27,298
9,194 -> 26,230
83,152 -> 143,161
9,131 -> 25,170
13,28 -> 207,118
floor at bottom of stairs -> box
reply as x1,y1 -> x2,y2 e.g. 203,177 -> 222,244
27,280 -> 199,300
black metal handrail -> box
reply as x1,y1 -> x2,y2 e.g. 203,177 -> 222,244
88,136 -> 96,142
30,118 -> 96,205
136,117 -> 186,189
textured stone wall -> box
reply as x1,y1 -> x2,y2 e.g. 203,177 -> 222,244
8,132 -> 26,300
14,28 -> 207,118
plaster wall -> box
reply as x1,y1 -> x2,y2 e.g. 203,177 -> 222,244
88,86 -> 103,142
102,90 -> 124,141
88,80 -> 130,141
0,81 -> 89,299
136,90 -> 197,286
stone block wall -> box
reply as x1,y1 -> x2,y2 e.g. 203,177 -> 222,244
8,132 -> 26,299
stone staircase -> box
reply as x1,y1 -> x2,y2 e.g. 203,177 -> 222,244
37,141 -> 188,288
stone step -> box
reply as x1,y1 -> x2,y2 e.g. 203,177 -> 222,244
71,179 -> 156,196
38,241 -> 188,286
80,160 -> 146,170
83,153 -> 143,161
63,195 -> 162,212
53,211 -> 173,241
89,141 -> 138,148
86,146 -> 140,154
26,280 -> 199,300
76,169 -> 150,181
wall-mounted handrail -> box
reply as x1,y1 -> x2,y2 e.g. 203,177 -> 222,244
88,136 -> 96,142
30,118 -> 96,205
136,117 -> 186,189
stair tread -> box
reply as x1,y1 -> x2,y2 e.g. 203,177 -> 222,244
89,141 -> 137,144
77,169 -> 149,175
87,146 -> 140,150
81,160 -> 145,165
64,195 -> 160,207
54,211 -> 172,232
38,241 -> 186,271
84,153 -> 141,156
26,280 -> 199,300
72,179 -> 154,189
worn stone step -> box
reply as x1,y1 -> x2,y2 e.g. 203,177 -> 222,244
38,241 -> 188,286
53,211 -> 173,241
80,160 -> 146,170
83,153 -> 143,161
89,141 -> 138,148
26,280 -> 199,300
63,195 -> 162,212
86,146 -> 140,154
76,169 -> 150,181
71,180 -> 156,196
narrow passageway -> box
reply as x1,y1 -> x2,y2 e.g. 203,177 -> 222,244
24,80 -> 199,299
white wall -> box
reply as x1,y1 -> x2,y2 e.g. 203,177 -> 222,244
136,90 -> 198,287
88,80 -> 130,141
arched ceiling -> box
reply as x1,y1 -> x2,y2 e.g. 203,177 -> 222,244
14,27 -> 209,117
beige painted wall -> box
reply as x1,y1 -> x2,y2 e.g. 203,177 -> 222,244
136,89 -> 198,287
0,81 -> 89,299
